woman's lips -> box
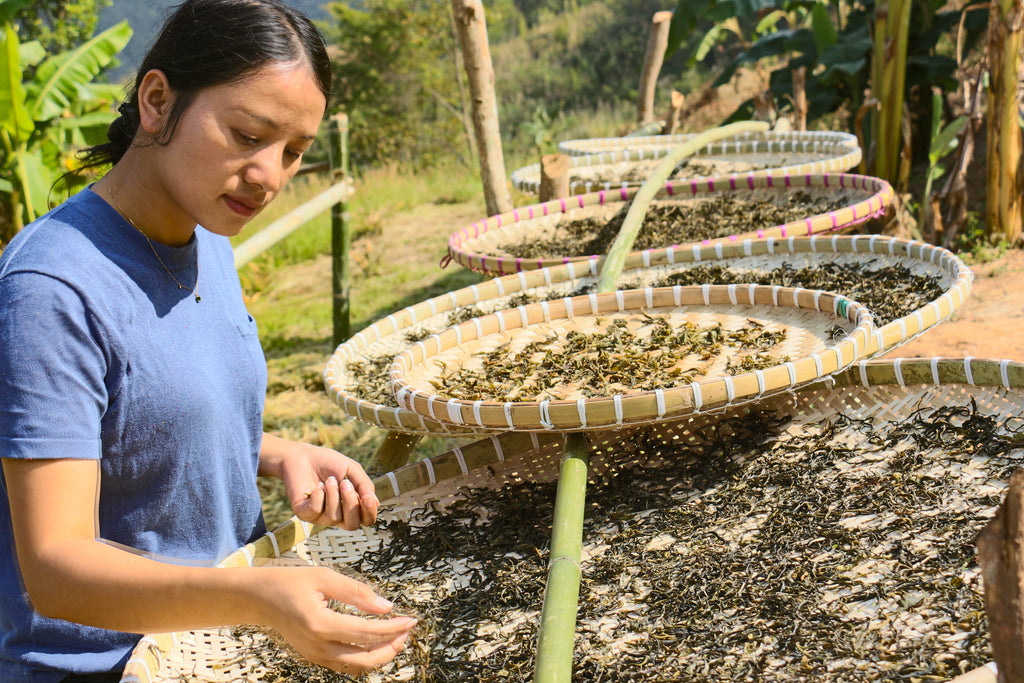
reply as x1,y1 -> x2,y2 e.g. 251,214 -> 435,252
225,195 -> 259,218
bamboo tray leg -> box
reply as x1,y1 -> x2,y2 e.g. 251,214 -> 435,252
368,431 -> 423,475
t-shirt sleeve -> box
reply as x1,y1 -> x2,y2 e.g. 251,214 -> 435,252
0,270 -> 108,461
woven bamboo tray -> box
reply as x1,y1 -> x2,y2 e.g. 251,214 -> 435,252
388,284 -> 874,431
122,356 -> 1016,683
324,235 -> 971,436
557,128 -> 859,158
514,130 -> 862,196
447,172 -> 893,276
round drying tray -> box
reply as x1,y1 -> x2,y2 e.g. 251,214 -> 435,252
387,284 -> 874,431
515,130 -> 862,196
123,356 -> 1016,683
447,172 -> 893,276
324,235 -> 971,436
557,128 -> 859,157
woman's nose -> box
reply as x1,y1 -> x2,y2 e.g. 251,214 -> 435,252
243,146 -> 285,193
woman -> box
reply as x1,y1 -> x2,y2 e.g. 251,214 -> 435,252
0,1 -> 416,680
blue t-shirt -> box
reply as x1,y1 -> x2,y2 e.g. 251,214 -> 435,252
0,189 -> 269,682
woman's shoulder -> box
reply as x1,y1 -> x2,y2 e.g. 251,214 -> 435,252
0,189 -> 119,277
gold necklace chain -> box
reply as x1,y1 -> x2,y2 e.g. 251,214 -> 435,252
106,184 -> 201,303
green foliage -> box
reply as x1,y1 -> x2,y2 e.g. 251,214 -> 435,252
918,88 -> 965,230
9,0 -> 109,56
326,0 -> 465,169
493,0 -> 696,154
0,2 -> 130,239
668,0 -> 987,149
954,211 -> 1009,264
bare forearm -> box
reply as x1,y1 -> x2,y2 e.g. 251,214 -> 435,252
21,538 -> 267,633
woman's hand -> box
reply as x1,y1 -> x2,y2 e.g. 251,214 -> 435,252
259,434 -> 379,529
256,565 -> 416,675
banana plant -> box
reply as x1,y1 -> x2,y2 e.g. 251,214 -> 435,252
665,0 -> 987,166
0,2 -> 130,236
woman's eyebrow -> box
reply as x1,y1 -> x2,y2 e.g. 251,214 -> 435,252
235,107 -> 317,140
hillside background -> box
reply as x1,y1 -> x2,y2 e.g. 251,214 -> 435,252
97,0 -> 332,81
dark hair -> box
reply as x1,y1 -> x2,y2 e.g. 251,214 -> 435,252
79,0 -> 331,171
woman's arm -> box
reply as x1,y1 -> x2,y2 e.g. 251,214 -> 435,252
3,456 -> 414,674
258,433 -> 380,529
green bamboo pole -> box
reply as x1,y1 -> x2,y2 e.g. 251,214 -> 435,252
533,432 -> 589,683
532,119 -> 769,683
596,120 -> 770,293
330,113 -> 352,347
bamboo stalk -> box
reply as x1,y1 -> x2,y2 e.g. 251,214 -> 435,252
870,0 -> 912,189
595,120 -> 770,293
533,432 -> 590,683
330,113 -> 352,346
985,0 -> 1024,243
792,66 -> 808,131
533,120 -> 767,683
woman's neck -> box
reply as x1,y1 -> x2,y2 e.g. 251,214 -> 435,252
94,156 -> 196,248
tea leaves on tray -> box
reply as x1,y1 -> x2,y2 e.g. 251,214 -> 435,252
427,315 -> 789,402
497,193 -> 850,259
343,262 -> 942,407
240,397 -> 1017,681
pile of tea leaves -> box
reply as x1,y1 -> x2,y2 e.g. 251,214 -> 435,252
580,156 -> 780,186
647,262 -> 945,328
342,262 -> 943,409
497,192 -> 852,259
427,315 -> 789,402
233,396 -> 1016,681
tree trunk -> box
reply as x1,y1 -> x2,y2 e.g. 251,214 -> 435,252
977,468 -> 1024,682
451,0 -> 513,216
661,90 -> 685,135
636,11 -> 673,125
985,0 -> 1024,243
539,153 -> 570,202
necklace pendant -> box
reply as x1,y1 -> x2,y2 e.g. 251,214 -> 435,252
194,294 -> 202,303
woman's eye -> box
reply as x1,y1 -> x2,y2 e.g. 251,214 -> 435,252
285,149 -> 304,162
236,131 -> 259,147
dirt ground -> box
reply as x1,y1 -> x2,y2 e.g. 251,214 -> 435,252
893,248 -> 1024,361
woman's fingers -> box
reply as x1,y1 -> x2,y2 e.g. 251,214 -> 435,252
311,628 -> 413,675
294,477 -> 371,529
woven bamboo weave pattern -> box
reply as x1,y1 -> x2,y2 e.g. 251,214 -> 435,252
514,130 -> 862,196
123,357 -> 1019,683
324,235 -> 969,435
448,173 -> 893,276
388,284 -> 874,431
557,129 -> 858,156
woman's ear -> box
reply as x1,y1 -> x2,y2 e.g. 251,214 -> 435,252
137,69 -> 176,137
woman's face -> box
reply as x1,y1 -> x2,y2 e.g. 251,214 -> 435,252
143,62 -> 326,243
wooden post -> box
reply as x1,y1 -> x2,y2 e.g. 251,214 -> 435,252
451,0 -> 512,217
637,11 -> 673,125
792,66 -> 808,131
977,468 -> 1024,682
367,431 -> 423,476
985,0 -> 1024,244
539,154 -> 570,202
330,113 -> 351,348
661,90 -> 685,135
